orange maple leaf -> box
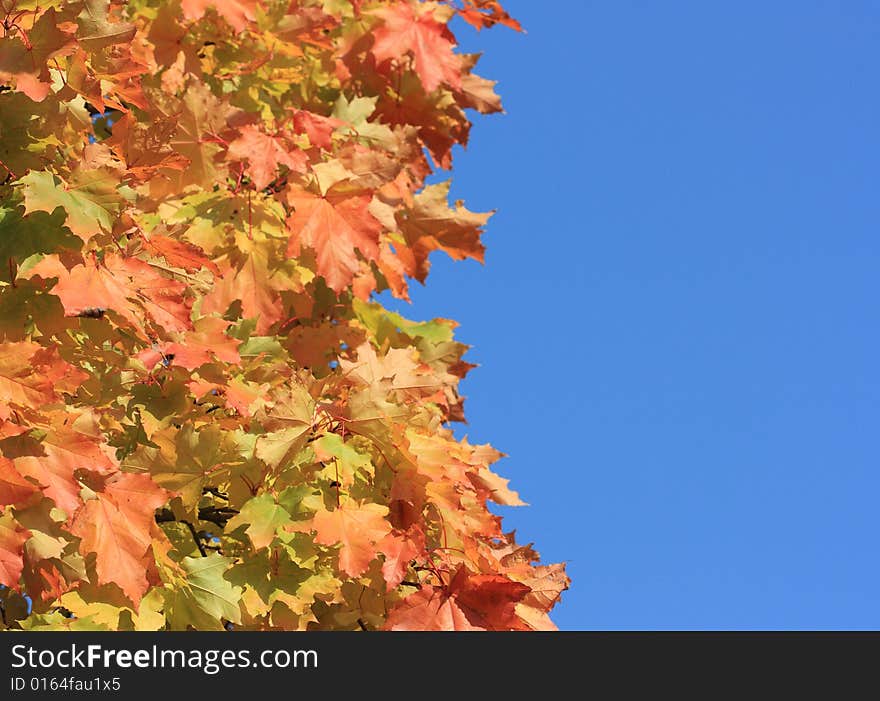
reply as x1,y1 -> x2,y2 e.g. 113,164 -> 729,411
457,0 -> 522,32
286,188 -> 382,293
69,473 -> 168,605
0,516 -> 29,588
142,232 -> 221,275
224,378 -> 263,417
35,253 -> 192,336
0,342 -> 63,415
451,568 -> 531,630
291,110 -> 343,151
180,0 -> 260,33
379,531 -> 422,590
370,3 -> 462,92
0,457 -> 38,507
227,125 -> 308,190
312,502 -> 392,578
394,181 -> 490,282
136,316 -> 240,371
15,424 -> 118,517
202,255 -> 284,334
386,567 -> 530,630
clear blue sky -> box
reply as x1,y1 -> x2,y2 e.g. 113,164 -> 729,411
380,1 -> 880,629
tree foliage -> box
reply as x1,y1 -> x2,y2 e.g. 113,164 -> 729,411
0,0 -> 568,631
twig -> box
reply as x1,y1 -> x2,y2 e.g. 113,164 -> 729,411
183,521 -> 208,557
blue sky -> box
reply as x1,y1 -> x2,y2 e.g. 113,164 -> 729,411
381,1 -> 880,629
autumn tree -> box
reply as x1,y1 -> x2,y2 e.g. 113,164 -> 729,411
0,0 -> 568,630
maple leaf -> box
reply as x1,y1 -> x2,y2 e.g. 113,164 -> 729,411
142,232 -> 221,275
180,0 -> 260,33
202,248 -> 284,335
19,169 -> 127,241
77,0 -> 137,51
370,3 -> 462,92
450,568 -> 531,630
105,112 -> 191,183
457,0 -> 523,32
386,567 -> 530,631
167,80 -> 239,189
332,95 -> 397,149
292,110 -> 344,151
164,554 -> 243,630
0,456 -> 38,507
226,493 -> 292,550
394,181 -> 491,281
286,188 -> 382,292
15,424 -> 119,518
379,531 -> 421,590
457,54 -> 503,114
342,342 -> 438,394
0,341 -> 62,413
58,585 -> 161,630
254,383 -> 315,469
36,253 -> 192,335
225,377 -> 265,417
227,125 -> 308,191
385,585 -> 483,631
516,563 -> 570,617
123,423 -> 243,511
312,502 -> 392,578
312,433 -> 373,487
136,316 -> 240,371
70,473 -> 168,604
0,512 -> 29,588
0,9 -> 76,101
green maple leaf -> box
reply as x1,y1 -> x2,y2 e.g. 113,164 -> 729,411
353,299 -> 456,346
19,170 -> 129,241
226,493 -> 292,550
0,279 -> 66,340
227,547 -> 312,611
164,554 -> 242,630
313,433 -> 372,486
0,93 -> 63,177
0,206 -> 81,266
19,613 -> 110,631
123,424 -> 245,510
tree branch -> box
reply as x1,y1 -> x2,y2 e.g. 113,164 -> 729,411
154,506 -> 239,529
184,521 -> 208,557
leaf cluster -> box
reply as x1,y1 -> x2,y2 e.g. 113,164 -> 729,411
0,0 -> 567,630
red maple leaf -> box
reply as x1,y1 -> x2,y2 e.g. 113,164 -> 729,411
384,584 -> 483,631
